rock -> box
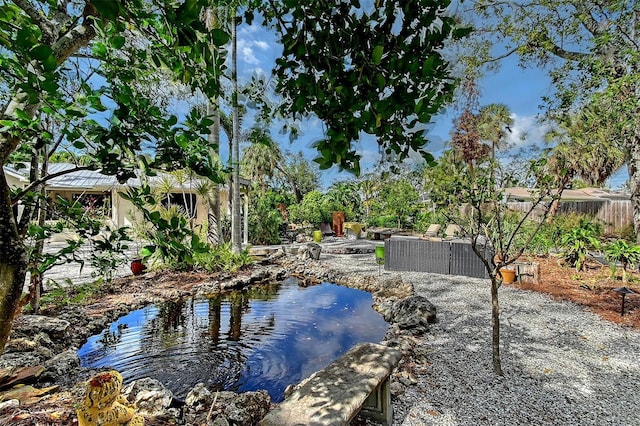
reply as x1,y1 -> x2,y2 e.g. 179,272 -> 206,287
390,381 -> 405,396
212,417 -> 231,426
378,295 -> 437,335
185,382 -> 212,408
12,315 -> 70,340
374,276 -> 414,299
297,243 -> 321,260
41,349 -> 80,385
123,377 -> 174,418
223,390 -> 270,425
0,352 -> 46,370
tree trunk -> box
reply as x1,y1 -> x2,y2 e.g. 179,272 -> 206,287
206,100 -> 221,246
627,132 -> 640,243
0,174 -> 28,353
230,12 -> 242,253
490,276 -> 503,375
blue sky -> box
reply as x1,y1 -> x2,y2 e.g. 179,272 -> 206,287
229,19 -> 628,190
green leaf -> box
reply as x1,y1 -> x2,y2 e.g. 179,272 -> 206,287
111,35 -> 126,49
41,54 -> 57,71
211,29 -> 230,46
91,0 -> 121,21
140,246 -> 155,258
372,45 -> 384,65
29,44 -> 53,61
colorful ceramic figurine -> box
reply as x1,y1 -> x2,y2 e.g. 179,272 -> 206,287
76,370 -> 144,426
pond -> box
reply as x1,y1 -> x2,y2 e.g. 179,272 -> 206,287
77,278 -> 389,402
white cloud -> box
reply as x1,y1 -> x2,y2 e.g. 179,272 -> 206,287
504,113 -> 550,149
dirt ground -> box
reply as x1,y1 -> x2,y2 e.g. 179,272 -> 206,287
510,256 -> 640,329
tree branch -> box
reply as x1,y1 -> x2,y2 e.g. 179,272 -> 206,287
13,0 -> 55,43
51,3 -> 98,65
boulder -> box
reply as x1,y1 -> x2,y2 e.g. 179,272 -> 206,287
12,315 -> 70,340
377,295 -> 437,335
223,390 -> 270,425
41,349 -> 80,385
123,377 -> 174,418
297,243 -> 321,260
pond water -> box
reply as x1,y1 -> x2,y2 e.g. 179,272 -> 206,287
77,278 -> 388,402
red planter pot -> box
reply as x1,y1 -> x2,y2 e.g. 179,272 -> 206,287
131,259 -> 147,276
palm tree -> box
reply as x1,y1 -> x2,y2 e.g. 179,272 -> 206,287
230,7 -> 242,253
477,103 -> 513,159
202,5 -> 223,246
241,129 -> 283,196
546,106 -> 625,187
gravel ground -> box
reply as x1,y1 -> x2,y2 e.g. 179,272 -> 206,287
320,251 -> 640,426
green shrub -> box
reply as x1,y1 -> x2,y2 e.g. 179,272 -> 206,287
367,215 -> 398,228
604,239 -> 640,282
413,210 -> 446,233
193,242 -> 253,273
560,219 -> 601,271
248,192 -> 282,245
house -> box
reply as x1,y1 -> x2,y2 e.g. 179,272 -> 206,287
504,187 -> 631,234
4,163 -> 249,242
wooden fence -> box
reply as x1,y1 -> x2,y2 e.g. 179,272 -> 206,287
506,200 -> 632,235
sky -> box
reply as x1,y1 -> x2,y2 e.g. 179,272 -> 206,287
228,18 -> 628,191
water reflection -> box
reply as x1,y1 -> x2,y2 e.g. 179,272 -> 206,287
77,278 -> 388,401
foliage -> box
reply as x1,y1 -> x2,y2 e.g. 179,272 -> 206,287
456,0 -> 640,241
276,151 -> 321,202
377,178 -> 420,229
544,106 -> 625,187
37,279 -> 103,310
604,240 -> 640,282
193,242 -> 253,274
324,181 -> 362,222
248,190 -> 285,245
422,149 -> 468,208
88,228 -> 132,284
366,215 -> 399,229
258,0 -> 467,173
122,185 -> 208,271
413,209 -> 448,234
524,213 -> 602,256
560,220 -> 601,272
288,191 -> 333,225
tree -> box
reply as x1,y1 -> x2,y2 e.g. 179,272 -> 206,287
457,0 -> 640,240
275,151 -> 320,203
477,104 -> 513,160
258,0 -> 468,173
0,0 -> 228,353
379,178 -> 420,229
446,102 -> 566,375
0,0 -> 465,354
324,181 -> 362,222
241,129 -> 283,196
545,106 -> 625,187
230,6 -> 242,254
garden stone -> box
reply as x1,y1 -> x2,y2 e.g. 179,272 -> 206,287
297,243 -> 321,260
41,349 -> 80,385
0,352 -> 45,370
123,377 -> 174,418
185,382 -> 212,408
223,390 -> 270,425
12,315 -> 70,340
378,295 -> 437,335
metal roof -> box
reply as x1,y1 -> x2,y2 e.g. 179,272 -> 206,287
4,163 -> 246,192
